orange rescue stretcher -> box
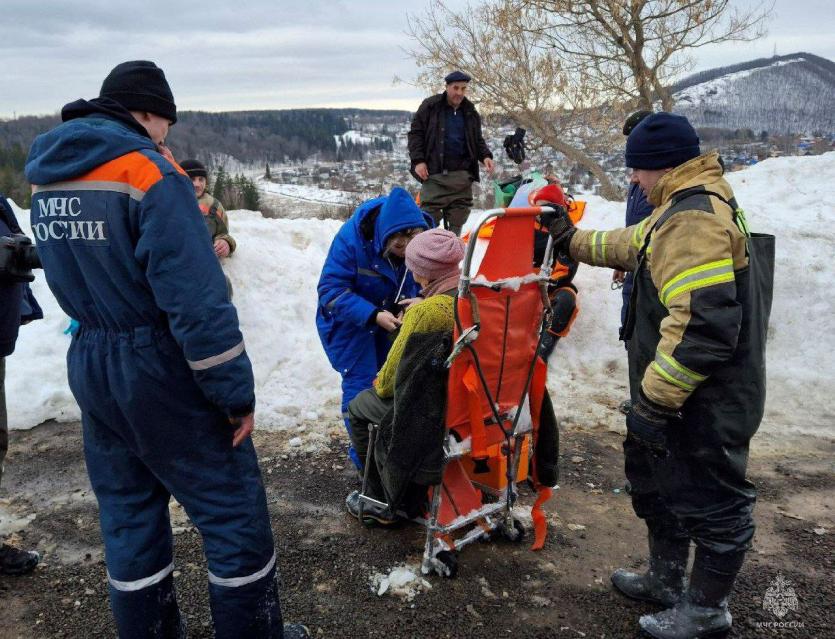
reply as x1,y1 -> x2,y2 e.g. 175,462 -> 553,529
360,206 -> 560,578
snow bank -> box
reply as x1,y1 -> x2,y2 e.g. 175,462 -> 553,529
6,153 -> 835,440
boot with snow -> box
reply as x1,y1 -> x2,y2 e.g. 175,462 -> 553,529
639,548 -> 744,639
611,533 -> 688,607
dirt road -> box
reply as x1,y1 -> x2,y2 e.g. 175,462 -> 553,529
1,421 -> 832,638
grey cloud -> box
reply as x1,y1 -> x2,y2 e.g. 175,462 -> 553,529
0,0 -> 831,117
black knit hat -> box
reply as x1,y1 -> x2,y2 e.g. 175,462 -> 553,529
179,159 -> 207,179
444,70 -> 471,84
100,61 -> 177,124
623,110 -> 653,136
625,112 -> 700,170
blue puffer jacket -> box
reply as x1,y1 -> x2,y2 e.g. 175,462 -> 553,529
316,187 -> 433,376
25,104 -> 254,417
0,195 -> 43,357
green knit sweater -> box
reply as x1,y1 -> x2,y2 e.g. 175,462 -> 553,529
374,294 -> 455,398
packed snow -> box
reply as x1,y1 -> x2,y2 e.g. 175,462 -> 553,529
371,564 -> 432,600
6,153 -> 834,446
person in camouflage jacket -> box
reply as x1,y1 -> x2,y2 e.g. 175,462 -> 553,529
180,159 -> 236,257
547,113 -> 774,639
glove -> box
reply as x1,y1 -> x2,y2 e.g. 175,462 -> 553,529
547,211 -> 576,260
626,391 -> 679,453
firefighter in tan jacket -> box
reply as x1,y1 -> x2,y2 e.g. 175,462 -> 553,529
543,113 -> 774,639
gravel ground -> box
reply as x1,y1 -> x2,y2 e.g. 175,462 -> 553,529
1,421 -> 832,638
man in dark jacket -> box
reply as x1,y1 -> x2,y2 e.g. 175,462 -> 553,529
407,70 -> 494,235
25,61 -> 306,639
0,194 -> 43,576
613,111 -> 654,415
547,113 -> 773,639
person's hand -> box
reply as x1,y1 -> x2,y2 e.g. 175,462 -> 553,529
415,162 -> 429,181
157,144 -> 176,165
483,157 -> 495,174
626,392 -> 679,454
375,310 -> 402,332
612,270 -> 626,284
230,412 -> 254,447
547,210 -> 576,259
214,239 -> 231,258
398,297 -> 423,311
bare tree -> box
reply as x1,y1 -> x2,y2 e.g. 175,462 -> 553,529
406,0 -> 771,200
523,0 -> 772,111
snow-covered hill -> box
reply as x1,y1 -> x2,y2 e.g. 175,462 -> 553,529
6,153 -> 835,443
672,53 -> 835,134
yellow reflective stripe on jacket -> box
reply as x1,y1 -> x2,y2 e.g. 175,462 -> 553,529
590,231 -> 608,265
659,258 -> 734,307
631,219 -> 648,249
651,350 -> 707,392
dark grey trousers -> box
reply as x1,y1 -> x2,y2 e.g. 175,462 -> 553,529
419,170 -> 473,235
347,387 -> 393,464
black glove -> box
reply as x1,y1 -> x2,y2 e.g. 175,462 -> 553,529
547,211 -> 576,260
626,391 -> 679,453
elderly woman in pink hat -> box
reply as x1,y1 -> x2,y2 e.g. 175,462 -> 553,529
344,228 -> 464,524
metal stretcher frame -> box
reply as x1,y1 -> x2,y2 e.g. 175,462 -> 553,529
358,206 -> 557,578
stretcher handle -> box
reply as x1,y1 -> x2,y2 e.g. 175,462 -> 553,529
460,206 -> 558,287
501,206 -> 557,217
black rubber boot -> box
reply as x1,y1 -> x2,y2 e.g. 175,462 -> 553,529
612,533 -> 689,607
639,548 -> 744,639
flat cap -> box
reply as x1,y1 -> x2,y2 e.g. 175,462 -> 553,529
444,70 -> 471,84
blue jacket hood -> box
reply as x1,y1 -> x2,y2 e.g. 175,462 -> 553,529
372,187 -> 433,254
25,110 -> 155,185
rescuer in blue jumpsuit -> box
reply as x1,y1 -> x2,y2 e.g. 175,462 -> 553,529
25,60 -> 307,639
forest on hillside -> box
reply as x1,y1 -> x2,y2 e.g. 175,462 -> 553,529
0,108 -> 409,206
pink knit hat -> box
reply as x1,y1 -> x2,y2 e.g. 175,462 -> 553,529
405,228 -> 465,280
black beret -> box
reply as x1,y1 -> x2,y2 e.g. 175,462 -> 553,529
444,70 -> 471,84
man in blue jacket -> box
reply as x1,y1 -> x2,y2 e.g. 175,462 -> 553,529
25,61 -> 306,639
316,187 -> 432,469
613,111 -> 654,414
0,194 -> 43,576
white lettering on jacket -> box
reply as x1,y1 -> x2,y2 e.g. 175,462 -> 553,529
37,197 -> 82,218
32,220 -> 107,242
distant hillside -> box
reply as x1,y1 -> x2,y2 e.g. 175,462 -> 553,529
0,108 -> 409,206
671,52 -> 835,135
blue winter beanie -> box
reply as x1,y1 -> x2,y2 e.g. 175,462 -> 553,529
625,112 -> 700,170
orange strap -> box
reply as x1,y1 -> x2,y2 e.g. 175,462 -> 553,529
531,486 -> 553,550
462,364 -> 488,461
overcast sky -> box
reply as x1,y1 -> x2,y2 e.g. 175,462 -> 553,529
1,0 -> 832,118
